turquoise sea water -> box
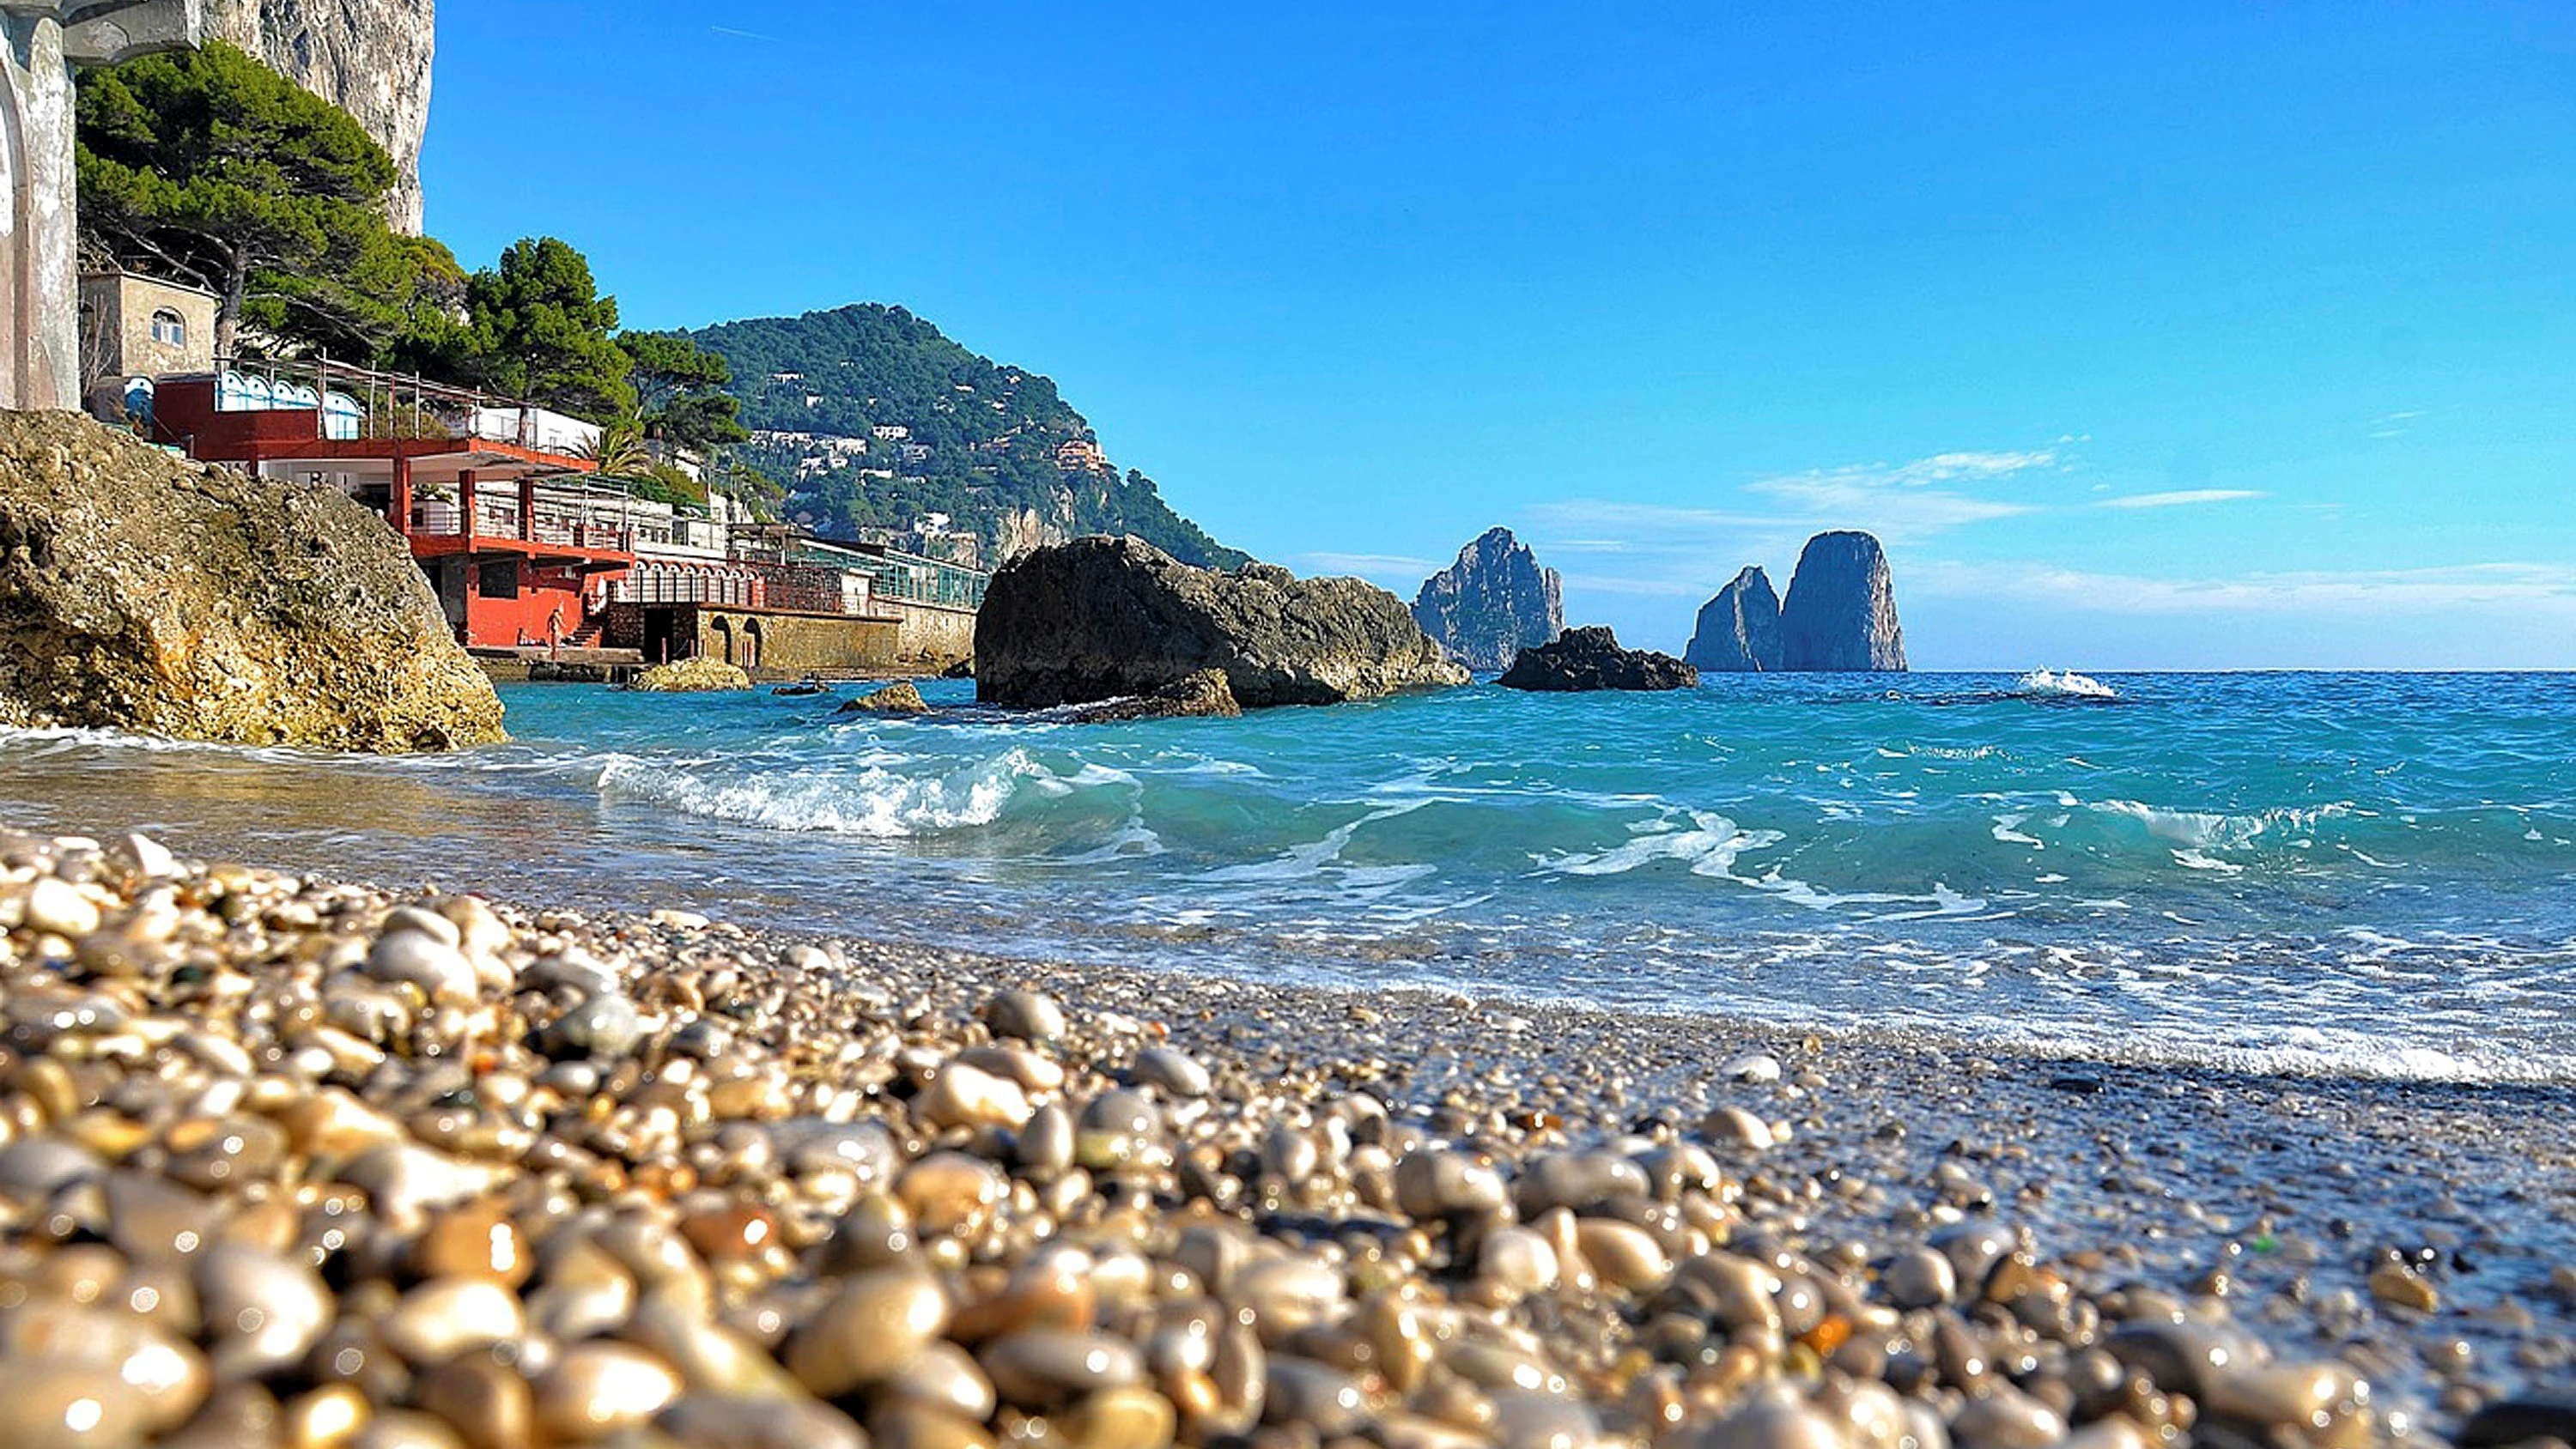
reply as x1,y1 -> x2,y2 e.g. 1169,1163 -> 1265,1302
5,670 -> 2572,1082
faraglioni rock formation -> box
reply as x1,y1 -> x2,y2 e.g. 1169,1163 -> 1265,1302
208,0 -> 436,233
1781,530 -> 1908,671
975,536 -> 1468,709
1411,526 -> 1564,671
0,410 -> 502,750
1685,566 -> 1784,672
1496,627 -> 1699,693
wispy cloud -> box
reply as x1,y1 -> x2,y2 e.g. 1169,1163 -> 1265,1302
2366,408 -> 2424,440
1294,551 -> 1439,583
1740,450 -> 2053,539
1910,560 -> 2576,618
712,25 -> 781,41
2096,488 -> 2264,510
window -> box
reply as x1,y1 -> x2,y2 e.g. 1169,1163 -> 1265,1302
150,310 -> 187,347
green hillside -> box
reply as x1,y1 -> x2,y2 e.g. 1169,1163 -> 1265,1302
688,305 -> 1249,569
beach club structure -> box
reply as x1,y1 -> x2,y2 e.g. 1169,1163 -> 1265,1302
82,283 -> 983,678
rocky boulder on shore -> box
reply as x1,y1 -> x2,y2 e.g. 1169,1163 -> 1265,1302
0,410 -> 503,751
1685,565 -> 1785,672
1496,626 -> 1699,692
1411,526 -> 1564,671
975,536 -> 1468,708
1781,530 -> 1908,671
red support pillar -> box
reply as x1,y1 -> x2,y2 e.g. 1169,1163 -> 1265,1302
519,476 -> 538,543
459,470 -> 477,546
389,456 -> 413,532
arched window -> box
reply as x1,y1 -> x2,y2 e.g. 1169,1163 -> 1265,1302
150,309 -> 187,347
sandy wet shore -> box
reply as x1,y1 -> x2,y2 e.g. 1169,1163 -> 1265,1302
2,823 -> 2571,1449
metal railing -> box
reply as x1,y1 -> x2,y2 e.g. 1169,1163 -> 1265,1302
210,354 -> 601,456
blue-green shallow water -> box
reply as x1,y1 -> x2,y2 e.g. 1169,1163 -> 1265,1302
4,671 -> 2572,1082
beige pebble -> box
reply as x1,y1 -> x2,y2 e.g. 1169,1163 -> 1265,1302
382,1277 -> 526,1367
786,1269 -> 951,1398
535,1342 -> 683,1440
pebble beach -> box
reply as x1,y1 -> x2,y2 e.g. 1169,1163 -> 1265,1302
3,824 -> 2572,1449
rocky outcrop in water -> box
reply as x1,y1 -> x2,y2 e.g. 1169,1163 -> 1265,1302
1066,669 -> 1242,723
0,409 -> 501,750
840,682 -> 928,714
632,658 -> 750,693
975,536 -> 1467,709
1496,626 -> 1698,693
1781,531 -> 1907,672
1685,566 -> 1784,673
1411,527 -> 1564,672
207,0 -> 435,233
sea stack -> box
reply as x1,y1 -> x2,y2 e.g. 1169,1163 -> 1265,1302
1411,527 -> 1564,672
1685,566 -> 1784,672
1781,531 -> 1907,672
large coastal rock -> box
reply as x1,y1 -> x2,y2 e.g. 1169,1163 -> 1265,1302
1496,626 -> 1698,693
1411,526 -> 1564,672
1781,531 -> 1908,672
0,409 -> 502,749
975,536 -> 1467,708
207,0 -> 435,233
1685,566 -> 1783,672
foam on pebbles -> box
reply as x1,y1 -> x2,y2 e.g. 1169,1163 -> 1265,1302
0,824 -> 2561,1449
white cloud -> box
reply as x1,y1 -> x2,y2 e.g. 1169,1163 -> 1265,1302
1909,559 -> 2576,619
2096,489 -> 2265,510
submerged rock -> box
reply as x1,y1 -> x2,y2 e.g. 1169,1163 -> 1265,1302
1066,670 -> 1242,723
975,536 -> 1467,709
841,682 -> 931,715
1780,531 -> 1907,671
632,658 -> 753,693
0,410 -> 502,751
1686,566 -> 1783,672
1411,526 -> 1564,672
1495,626 -> 1698,692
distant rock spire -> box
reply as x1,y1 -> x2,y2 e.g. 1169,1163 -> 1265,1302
1780,531 -> 1907,671
1685,566 -> 1783,672
1412,527 -> 1564,672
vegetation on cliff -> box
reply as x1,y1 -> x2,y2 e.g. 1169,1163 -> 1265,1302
690,305 -> 1249,568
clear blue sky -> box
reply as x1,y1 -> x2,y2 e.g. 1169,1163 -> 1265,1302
422,2 -> 2574,669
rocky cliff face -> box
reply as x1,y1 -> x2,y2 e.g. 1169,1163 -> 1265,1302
1411,526 -> 1564,672
1685,566 -> 1784,673
207,0 -> 434,233
1781,531 -> 1907,672
976,536 -> 1467,709
0,410 -> 502,750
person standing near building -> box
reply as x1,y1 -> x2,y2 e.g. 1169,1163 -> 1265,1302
546,605 -> 566,660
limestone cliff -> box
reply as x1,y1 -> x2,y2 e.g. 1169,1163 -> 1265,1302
207,0 -> 434,233
1685,566 -> 1784,673
1411,526 -> 1564,672
0,410 -> 502,750
1781,531 -> 1908,672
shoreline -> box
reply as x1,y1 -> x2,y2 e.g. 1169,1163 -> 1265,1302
4,822 -> 2571,1446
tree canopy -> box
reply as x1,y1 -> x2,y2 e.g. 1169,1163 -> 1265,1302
76,40 -> 440,361
445,237 -> 635,421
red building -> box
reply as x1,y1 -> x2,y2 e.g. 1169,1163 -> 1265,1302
153,372 -> 633,650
